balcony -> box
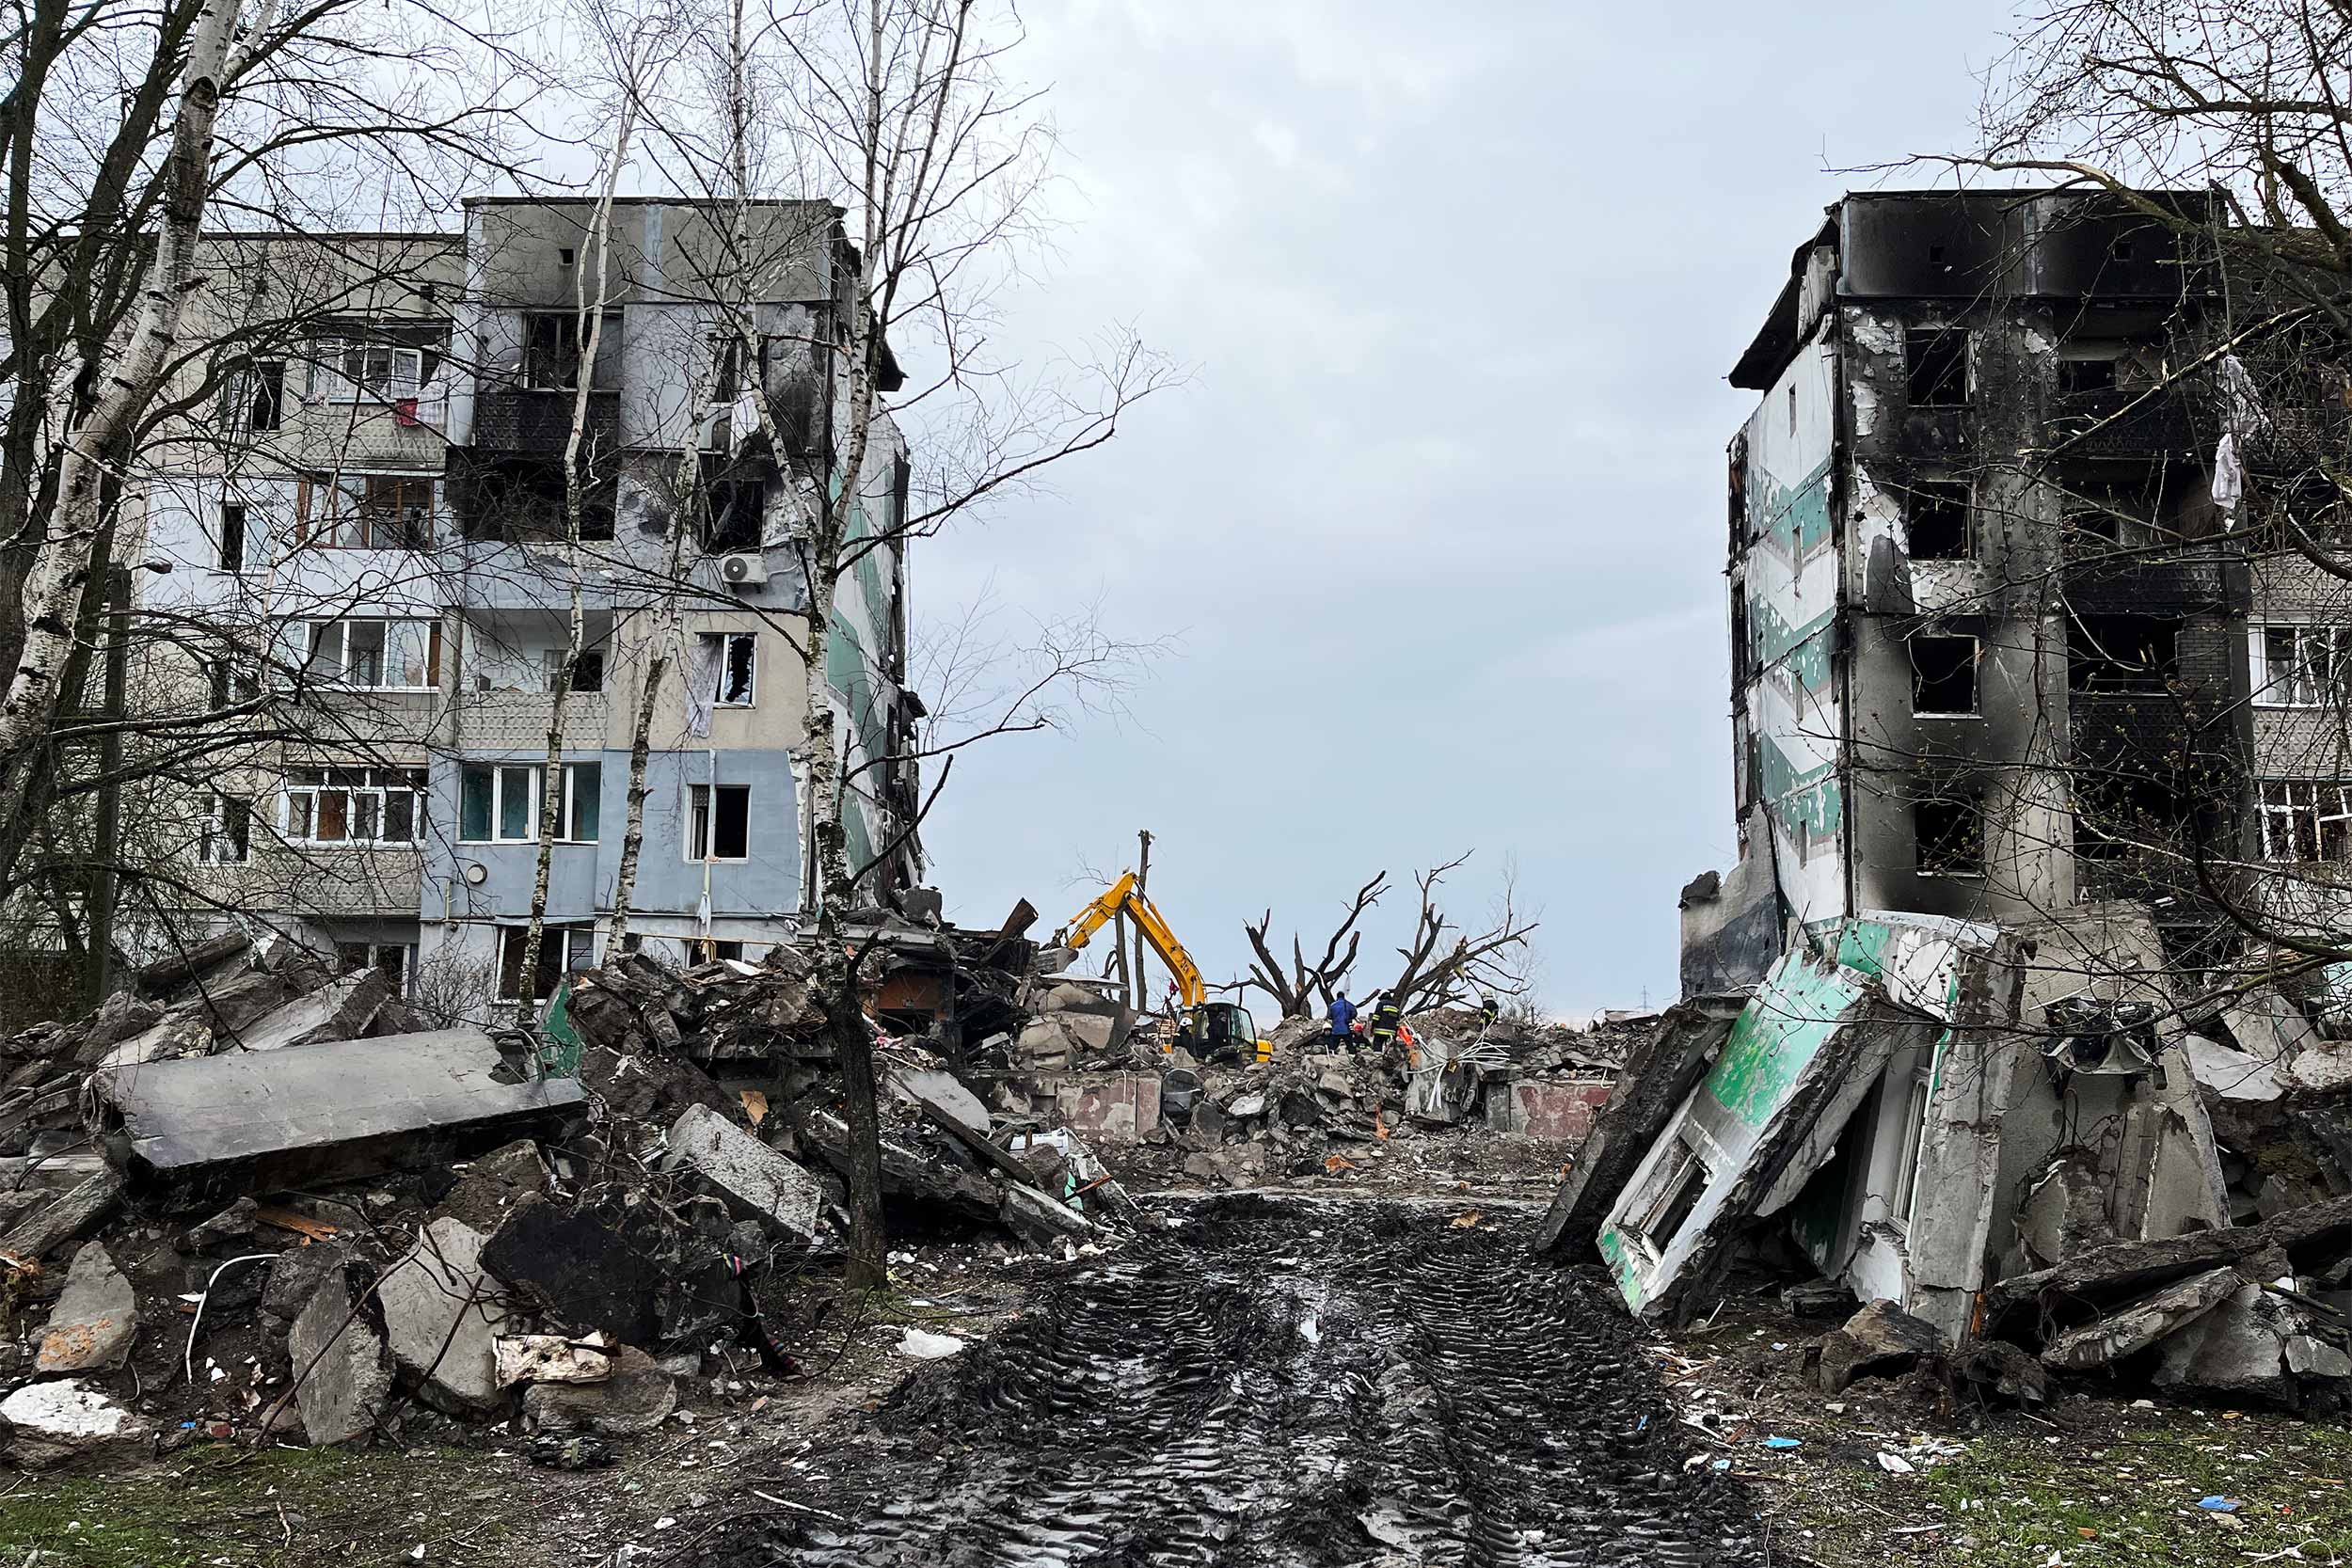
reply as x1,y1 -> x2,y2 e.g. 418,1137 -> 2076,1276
2044,387 -> 2207,459
469,388 -> 620,455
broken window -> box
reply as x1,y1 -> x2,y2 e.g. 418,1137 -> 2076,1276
540,648 -> 607,695
2253,625 -> 2344,707
1905,328 -> 1969,408
2058,356 -> 2118,394
713,940 -> 745,963
200,792 -> 250,864
217,502 -> 246,573
1891,1070 -> 1932,1225
1905,481 -> 1970,561
1909,634 -> 1979,715
496,926 -> 594,1002
282,767 -> 426,847
1627,1132 -> 1710,1256
2068,613 -> 2179,692
2258,780 -> 2352,863
688,783 -> 752,860
2062,478 -> 2159,552
1915,794 -> 1984,877
524,313 -> 583,389
702,633 -> 755,706
239,360 -> 285,433
336,941 -> 412,996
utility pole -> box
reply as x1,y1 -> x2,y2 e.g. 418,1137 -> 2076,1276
1132,828 -> 1153,1014
85,562 -> 129,1006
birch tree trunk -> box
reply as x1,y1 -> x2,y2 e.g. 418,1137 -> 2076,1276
0,0 -> 246,872
516,87 -> 636,1003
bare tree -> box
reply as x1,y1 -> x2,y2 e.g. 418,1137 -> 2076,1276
1382,852 -> 1538,1018
1237,871 -> 1388,1018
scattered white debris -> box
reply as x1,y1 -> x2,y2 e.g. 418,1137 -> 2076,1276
897,1328 -> 966,1360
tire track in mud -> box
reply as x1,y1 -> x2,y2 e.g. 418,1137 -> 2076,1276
682,1197 -> 1764,1568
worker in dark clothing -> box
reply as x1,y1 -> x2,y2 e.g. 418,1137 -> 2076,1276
1327,990 -> 1357,1052
1367,991 -> 1403,1053
1479,993 -> 1501,1033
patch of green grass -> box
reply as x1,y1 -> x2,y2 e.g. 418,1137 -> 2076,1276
1772,1410 -> 2352,1567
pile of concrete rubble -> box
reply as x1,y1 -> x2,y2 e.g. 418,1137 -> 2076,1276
0,925 -> 1135,1469
1548,902 -> 2352,1411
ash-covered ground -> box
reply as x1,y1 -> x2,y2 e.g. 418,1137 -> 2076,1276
674,1195 -> 1765,1567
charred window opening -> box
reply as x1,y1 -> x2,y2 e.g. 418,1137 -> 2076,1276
1915,793 -> 1985,877
1906,481 -> 1971,560
2068,613 -> 2179,692
524,313 -> 582,389
1628,1132 -> 1711,1255
455,457 -> 616,545
246,361 -> 285,432
1727,437 -> 1749,555
2058,357 -> 2118,394
700,453 -> 766,551
1729,584 -> 1751,691
2064,475 -> 2162,551
1906,329 -> 1970,408
1910,634 -> 1980,715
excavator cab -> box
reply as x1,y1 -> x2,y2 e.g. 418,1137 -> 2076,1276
1181,1001 -> 1268,1065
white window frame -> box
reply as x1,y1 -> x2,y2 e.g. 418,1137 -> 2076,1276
301,472 -> 438,551
2251,623 -> 2346,708
280,766 -> 428,847
291,617 -> 443,691
458,762 -> 599,845
1890,1069 -> 1933,1226
2258,779 -> 2352,863
686,782 -> 752,862
703,632 -> 756,707
1909,632 -> 1982,718
310,339 -> 424,404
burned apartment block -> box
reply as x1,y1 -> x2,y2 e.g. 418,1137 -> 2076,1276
128,198 -> 921,1017
1577,191 -> 2352,1367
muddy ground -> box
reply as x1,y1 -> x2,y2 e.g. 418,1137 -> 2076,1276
11,1183 -> 2352,1567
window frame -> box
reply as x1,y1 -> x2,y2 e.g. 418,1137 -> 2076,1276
457,762 -> 600,845
200,791 -> 251,864
1904,479 -> 1972,562
310,338 -> 424,404
1908,632 -> 1982,718
704,632 -> 756,707
291,617 -> 444,692
1890,1069 -> 1933,1226
298,472 -> 437,551
686,782 -> 753,862
1905,327 -> 1972,409
280,766 -> 428,848
217,501 -> 247,573
2252,624 -> 2345,709
1915,793 -> 1986,879
2258,779 -> 2352,863
495,925 -> 595,1002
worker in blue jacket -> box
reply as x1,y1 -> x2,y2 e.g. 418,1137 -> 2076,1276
1327,990 -> 1357,1052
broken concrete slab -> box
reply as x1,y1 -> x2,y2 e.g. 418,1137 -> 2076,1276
479,1195 -> 664,1344
227,968 -> 390,1053
1000,1181 -> 1095,1247
1959,1339 -> 2048,1404
377,1217 -> 507,1412
97,1026 -> 584,1189
521,1343 -> 675,1436
1819,1299 -> 1945,1394
1051,1072 -> 1162,1141
2014,1159 -> 2120,1272
0,1378 -> 152,1469
2185,1035 -> 2285,1102
2153,1281 -> 2298,1397
2041,1267 -> 2244,1371
663,1104 -> 822,1243
94,1009 -> 212,1070
35,1241 -> 136,1373
495,1334 -> 614,1388
262,1243 -> 348,1326
1983,1192 -> 2352,1334
183,1196 -> 259,1252
888,1067 -> 989,1134
434,1139 -> 550,1234
1534,996 -> 1741,1257
0,1168 -> 123,1261
286,1269 -> 393,1446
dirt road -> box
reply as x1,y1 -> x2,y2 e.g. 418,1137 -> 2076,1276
677,1195 -> 1765,1567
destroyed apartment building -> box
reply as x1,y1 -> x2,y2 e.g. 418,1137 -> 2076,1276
1554,189 -> 2352,1403
113,198 -> 919,1019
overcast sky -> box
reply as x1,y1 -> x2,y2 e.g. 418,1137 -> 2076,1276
912,0 -> 2023,1017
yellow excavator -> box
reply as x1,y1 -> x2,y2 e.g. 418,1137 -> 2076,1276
1056,871 -> 1270,1061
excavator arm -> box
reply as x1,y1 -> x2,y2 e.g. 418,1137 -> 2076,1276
1054,871 -> 1205,1008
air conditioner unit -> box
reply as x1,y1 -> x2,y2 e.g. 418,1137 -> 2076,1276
720,552 -> 768,587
